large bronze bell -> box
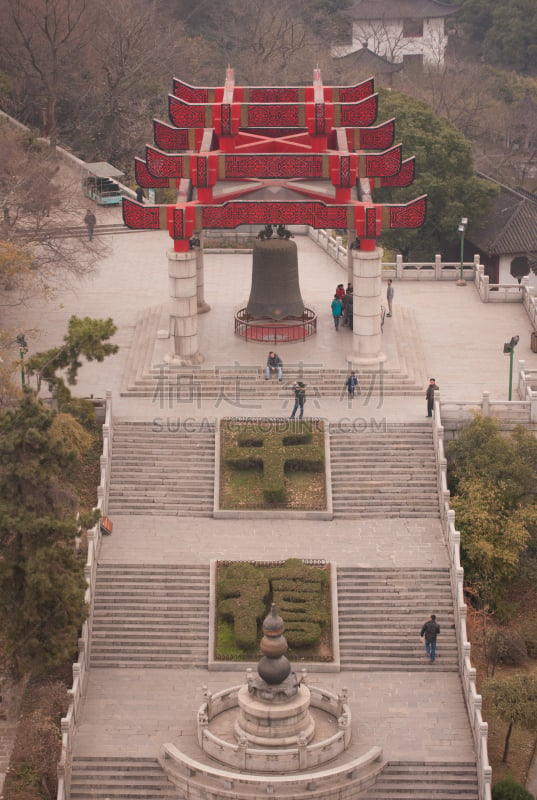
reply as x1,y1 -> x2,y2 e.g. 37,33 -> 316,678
246,239 -> 305,319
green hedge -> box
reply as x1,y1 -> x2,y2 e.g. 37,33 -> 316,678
221,420 -> 325,507
216,559 -> 331,658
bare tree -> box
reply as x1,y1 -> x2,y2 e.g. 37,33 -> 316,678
0,0 -> 90,146
0,124 -> 101,307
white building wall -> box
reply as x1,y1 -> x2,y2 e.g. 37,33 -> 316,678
349,17 -> 448,64
498,254 -> 531,285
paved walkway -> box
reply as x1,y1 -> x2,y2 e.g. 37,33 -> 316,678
5,210 -> 537,792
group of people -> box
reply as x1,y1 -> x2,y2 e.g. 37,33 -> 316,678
330,280 -> 395,330
331,283 -> 353,330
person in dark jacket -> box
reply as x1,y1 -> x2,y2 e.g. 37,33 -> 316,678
426,378 -> 439,417
420,614 -> 440,662
84,209 -> 96,241
345,371 -> 358,398
265,351 -> 283,381
290,381 -> 306,419
342,290 -> 353,329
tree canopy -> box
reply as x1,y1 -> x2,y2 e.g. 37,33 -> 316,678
0,391 -> 88,674
26,315 -> 118,405
375,89 -> 498,257
461,0 -> 537,74
484,673 -> 537,762
447,415 -> 537,605
0,125 -> 101,307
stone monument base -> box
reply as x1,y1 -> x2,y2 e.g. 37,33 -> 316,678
235,684 -> 315,747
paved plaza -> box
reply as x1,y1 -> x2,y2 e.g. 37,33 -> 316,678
4,204 -> 537,795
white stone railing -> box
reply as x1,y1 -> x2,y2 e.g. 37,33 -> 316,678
475,265 -> 528,303
308,228 -> 348,267
440,395 -> 533,440
523,284 -> 537,328
432,396 -> 492,800
307,228 -> 478,279
56,391 -> 113,800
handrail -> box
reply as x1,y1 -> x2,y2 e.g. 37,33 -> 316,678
432,396 -> 492,800
56,391 -> 113,800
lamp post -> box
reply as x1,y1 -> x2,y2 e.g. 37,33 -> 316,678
16,334 -> 28,387
457,216 -> 468,286
503,335 -> 520,400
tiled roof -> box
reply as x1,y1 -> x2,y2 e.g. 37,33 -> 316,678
334,47 -> 404,72
350,0 -> 460,20
467,180 -> 537,256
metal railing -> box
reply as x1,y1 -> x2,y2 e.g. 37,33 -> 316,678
234,308 -> 317,342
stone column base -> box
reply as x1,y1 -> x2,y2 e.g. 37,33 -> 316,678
163,351 -> 204,366
347,351 -> 387,368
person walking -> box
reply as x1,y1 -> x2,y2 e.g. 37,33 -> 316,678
135,186 -> 145,203
331,294 -> 343,330
335,283 -> 345,300
265,351 -> 283,381
84,209 -> 96,241
426,378 -> 439,417
420,614 -> 440,662
386,280 -> 394,317
345,371 -> 358,398
290,381 -> 306,419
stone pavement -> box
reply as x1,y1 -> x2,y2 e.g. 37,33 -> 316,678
5,210 -> 537,793
4,206 -> 535,413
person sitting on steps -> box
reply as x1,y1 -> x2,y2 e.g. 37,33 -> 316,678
265,351 -> 283,381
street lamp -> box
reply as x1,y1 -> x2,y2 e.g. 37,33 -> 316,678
16,334 -> 28,387
457,216 -> 468,286
503,335 -> 520,400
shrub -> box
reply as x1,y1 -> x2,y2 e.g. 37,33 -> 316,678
215,559 -> 331,659
282,432 -> 312,446
238,435 -> 263,448
492,777 -> 533,800
488,628 -> 527,670
218,563 -> 269,651
519,619 -> 537,658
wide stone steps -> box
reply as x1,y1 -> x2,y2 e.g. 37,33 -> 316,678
107,421 -> 215,517
70,757 -> 180,800
91,565 -> 209,668
337,567 -> 458,671
121,354 -> 425,397
359,761 -> 478,799
68,757 -> 478,800
330,424 -> 440,518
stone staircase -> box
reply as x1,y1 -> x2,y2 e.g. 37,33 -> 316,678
68,757 -> 478,799
359,761 -> 478,799
70,757 -> 180,800
119,305 -> 427,400
107,420 -> 215,516
90,564 -> 209,668
337,567 -> 459,671
330,422 -> 440,518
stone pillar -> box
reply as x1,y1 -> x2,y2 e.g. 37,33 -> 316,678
196,232 -> 211,314
347,246 -> 387,367
167,249 -> 204,364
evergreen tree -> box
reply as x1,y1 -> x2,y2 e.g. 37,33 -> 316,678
0,391 -> 87,674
